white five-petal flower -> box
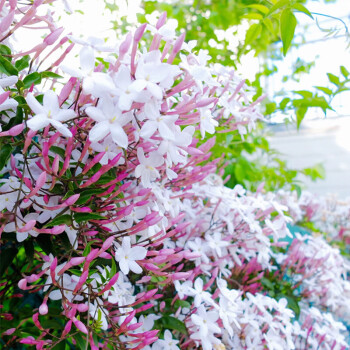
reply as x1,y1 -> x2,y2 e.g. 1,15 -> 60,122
114,236 -> 147,275
26,91 -> 75,137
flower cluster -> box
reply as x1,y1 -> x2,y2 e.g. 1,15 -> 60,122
0,1 -> 349,350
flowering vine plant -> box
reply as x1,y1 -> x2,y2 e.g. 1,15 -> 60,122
0,1 -> 349,350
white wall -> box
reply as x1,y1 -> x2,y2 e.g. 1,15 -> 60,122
268,116 -> 350,198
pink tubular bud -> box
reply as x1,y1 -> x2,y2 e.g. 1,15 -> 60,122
76,303 -> 89,312
3,328 -> 16,335
20,337 -> 37,345
135,303 -> 154,313
51,225 -> 66,235
0,91 -> 10,104
98,272 -> 119,295
82,152 -> 106,174
143,263 -> 160,271
39,302 -> 48,315
156,12 -> 167,29
127,322 -> 142,331
171,272 -> 192,281
119,32 -> 132,56
44,27 -> 64,45
101,235 -> 116,251
64,193 -> 80,206
70,207 -> 92,213
73,270 -> 88,293
62,320 -> 72,336
73,317 -> 88,334
17,220 -> 36,232
18,278 -> 28,290
70,257 -> 86,266
27,171 -> 47,199
86,248 -> 99,263
32,313 -> 43,330
52,154 -> 59,175
50,257 -> 58,283
134,23 -> 147,43
0,11 -> 14,34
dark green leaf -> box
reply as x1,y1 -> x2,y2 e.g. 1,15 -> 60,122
245,23 -> 262,46
0,44 -> 11,58
74,212 -> 106,223
50,146 -> 66,159
52,340 -> 67,350
159,316 -> 187,334
75,188 -> 108,205
23,72 -> 42,89
35,235 -> 55,255
15,55 -> 30,71
0,144 -> 13,171
45,214 -> 72,227
0,55 -> 18,76
174,300 -> 191,309
280,9 -> 297,56
2,106 -> 23,131
24,240 -> 34,264
72,334 -> 86,349
0,247 -> 18,276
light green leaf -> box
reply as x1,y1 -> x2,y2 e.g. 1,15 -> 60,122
245,23 -> 262,46
340,66 -> 349,78
292,3 -> 313,19
327,73 -> 340,86
247,4 -> 269,14
296,106 -> 307,129
315,86 -> 333,96
280,9 -> 297,56
268,0 -> 290,15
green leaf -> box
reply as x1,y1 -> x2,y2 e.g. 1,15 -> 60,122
24,240 -> 34,264
74,212 -> 106,224
296,106 -> 307,129
315,86 -> 333,96
245,23 -> 262,46
45,214 -> 72,227
174,300 -> 191,309
35,235 -> 55,255
73,334 -> 86,349
247,4 -> 269,14
280,9 -> 297,56
263,18 -> 274,33
279,97 -> 291,110
50,146 -> 66,159
52,340 -> 66,350
268,0 -> 290,15
15,55 -> 30,71
41,71 -> 63,79
0,247 -> 18,276
0,44 -> 11,57
23,72 -> 42,89
294,90 -> 313,98
292,3 -> 313,19
0,144 -> 13,171
75,188 -> 108,205
159,316 -> 187,334
340,65 -> 349,78
0,55 -> 18,76
243,13 -> 263,20
327,73 -> 340,86
265,102 -> 277,114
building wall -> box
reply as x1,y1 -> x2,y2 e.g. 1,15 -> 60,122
268,116 -> 350,198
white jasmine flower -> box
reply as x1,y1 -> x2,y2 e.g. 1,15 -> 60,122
114,236 -> 147,275
26,91 -> 75,137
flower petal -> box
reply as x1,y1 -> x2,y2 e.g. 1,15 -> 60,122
89,121 -> 110,142
43,90 -> 59,112
27,114 -> 50,131
129,246 -> 147,260
26,93 -> 44,115
110,124 -> 128,149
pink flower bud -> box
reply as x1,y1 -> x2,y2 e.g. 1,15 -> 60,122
64,193 -> 80,206
44,27 -> 64,45
0,91 -> 10,104
26,171 -> 47,199
101,235 -> 116,251
62,320 -> 72,336
76,304 -> 89,312
73,270 -> 88,293
156,12 -> 167,29
171,272 -> 192,280
119,33 -> 132,56
18,279 -> 27,290
134,23 -> 147,42
39,302 -> 48,315
73,317 -> 88,334
3,328 -> 16,335
18,220 -> 36,232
